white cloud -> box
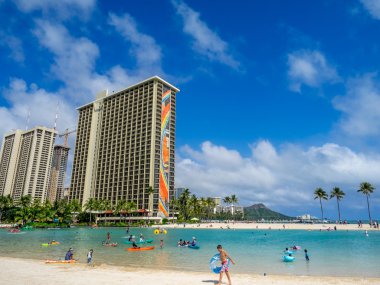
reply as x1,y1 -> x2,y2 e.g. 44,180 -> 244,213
0,78 -> 76,138
361,0 -> 380,20
333,74 -> 380,138
1,13 -> 166,172
0,32 -> 24,63
32,20 -> 156,103
171,0 -> 240,69
287,50 -> 339,92
177,140 -> 380,215
13,0 -> 96,19
108,13 -> 162,72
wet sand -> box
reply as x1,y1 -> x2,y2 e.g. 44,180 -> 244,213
0,257 -> 379,285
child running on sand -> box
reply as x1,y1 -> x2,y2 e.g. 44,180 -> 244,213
217,244 -> 235,285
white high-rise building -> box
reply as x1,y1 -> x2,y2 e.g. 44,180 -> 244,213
0,126 -> 56,202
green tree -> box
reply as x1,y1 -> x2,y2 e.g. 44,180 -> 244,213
314,188 -> 328,222
205,197 -> 216,220
84,198 -> 98,225
357,182 -> 375,226
18,195 -> 32,209
14,207 -> 31,225
189,194 -> 200,218
68,199 -> 81,213
126,201 -> 137,226
330,187 -> 345,223
230,194 -> 238,217
0,195 -> 13,222
37,201 -> 55,223
223,196 -> 232,219
115,200 -> 128,223
178,188 -> 191,221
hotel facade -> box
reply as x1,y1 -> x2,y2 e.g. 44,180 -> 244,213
0,126 -> 56,202
47,145 -> 70,203
69,76 -> 179,217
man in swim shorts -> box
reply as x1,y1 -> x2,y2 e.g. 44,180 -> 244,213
217,244 -> 235,285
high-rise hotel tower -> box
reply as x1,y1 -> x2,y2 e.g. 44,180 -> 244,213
47,145 -> 70,203
69,76 -> 179,217
0,126 -> 56,202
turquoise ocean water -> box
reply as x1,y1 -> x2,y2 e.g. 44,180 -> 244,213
0,227 -> 379,277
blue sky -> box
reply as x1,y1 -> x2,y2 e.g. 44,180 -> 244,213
0,0 -> 380,219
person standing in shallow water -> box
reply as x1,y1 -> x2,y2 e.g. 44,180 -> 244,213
304,249 -> 310,261
87,249 -> 93,265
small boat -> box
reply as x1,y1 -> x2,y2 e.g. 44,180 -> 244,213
188,244 -> 200,249
8,229 -> 21,233
41,241 -> 60,246
124,239 -> 153,244
103,243 -> 118,247
45,259 -> 77,264
127,246 -> 155,251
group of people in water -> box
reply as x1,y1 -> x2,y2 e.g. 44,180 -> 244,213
283,246 -> 310,261
177,237 -> 197,246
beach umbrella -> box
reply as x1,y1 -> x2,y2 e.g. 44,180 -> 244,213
191,217 -> 199,221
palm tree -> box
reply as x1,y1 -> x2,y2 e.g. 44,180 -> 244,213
126,201 -> 137,226
330,187 -> 345,223
357,182 -> 375,226
68,199 -> 81,213
314,188 -> 328,223
178,188 -> 191,221
230,194 -> 238,216
84,198 -> 98,225
223,196 -> 231,207
14,207 -> 30,226
0,195 -> 13,222
205,197 -> 216,220
18,195 -> 32,209
115,200 -> 128,223
223,196 -> 232,219
189,194 -> 200,218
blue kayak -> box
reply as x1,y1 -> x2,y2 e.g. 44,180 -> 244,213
188,244 -> 200,249
124,239 -> 153,244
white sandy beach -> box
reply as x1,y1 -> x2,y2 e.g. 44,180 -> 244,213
0,257 -> 379,285
161,222 -> 379,231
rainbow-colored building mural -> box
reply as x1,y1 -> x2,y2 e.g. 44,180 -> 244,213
159,87 -> 171,217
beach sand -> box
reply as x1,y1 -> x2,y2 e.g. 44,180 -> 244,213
0,257 -> 379,285
162,222 -> 379,231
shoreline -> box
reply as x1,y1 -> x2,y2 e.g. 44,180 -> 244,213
2,222 -> 378,231
0,257 -> 379,285
160,222 -> 379,231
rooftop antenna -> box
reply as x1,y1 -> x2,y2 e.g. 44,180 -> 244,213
25,108 -> 31,131
54,101 -> 60,131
